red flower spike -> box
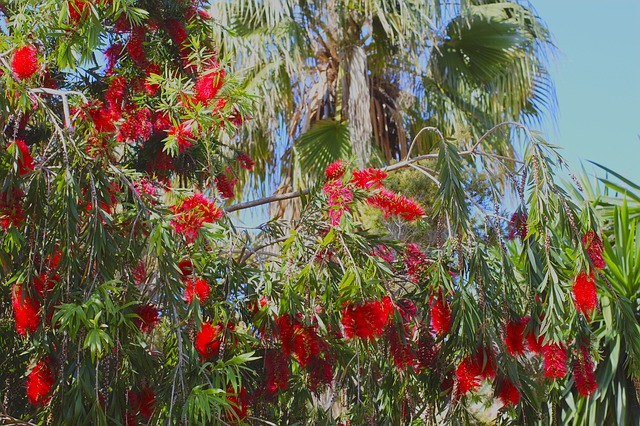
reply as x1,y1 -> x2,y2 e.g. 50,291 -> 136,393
573,271 -> 598,318
225,385 -> 249,421
68,0 -> 88,23
574,346 -> 598,397
12,283 -> 41,335
265,350 -> 290,393
542,343 -> 568,379
417,329 -> 438,370
134,304 -> 159,333
11,45 -> 38,79
171,193 -> 223,243
404,243 -> 430,283
215,173 -> 237,199
9,140 -> 35,175
26,359 -> 54,406
137,387 -> 156,419
325,160 -> 346,181
341,298 -> 392,341
168,121 -> 195,152
505,317 -> 527,356
367,189 -> 425,221
195,65 -> 226,104
496,378 -> 520,407
308,355 -> 334,392
194,322 -> 223,361
0,189 -> 25,230
350,168 -> 388,190
323,180 -> 353,226
165,19 -> 188,49
389,326 -> 417,371
236,152 -> 255,171
583,231 -> 606,270
456,356 -> 482,394
430,294 -> 452,336
507,212 -> 528,241
127,26 -> 148,69
184,278 -> 210,303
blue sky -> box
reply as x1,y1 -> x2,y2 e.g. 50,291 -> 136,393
532,0 -> 640,183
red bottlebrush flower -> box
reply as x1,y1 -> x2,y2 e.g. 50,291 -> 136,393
154,113 -> 171,133
292,325 -> 322,368
104,43 -> 124,75
225,385 -> 248,421
133,260 -> 147,285
134,304 -> 159,333
496,378 -> 520,407
430,294 -> 452,336
341,298 -> 392,341
308,355 -> 334,392
68,0 -> 88,23
325,160 -> 346,181
11,45 -> 38,79
456,349 -> 495,395
456,356 -> 483,394
105,76 -> 127,118
573,271 -> 598,318
265,350 -> 290,393
404,243 -> 430,283
184,278 -> 210,303
583,231 -> 606,270
194,322 -> 223,361
127,26 -> 148,68
129,387 -> 156,420
170,193 -> 223,243
165,19 -> 188,48
8,139 -> 35,175
26,359 -> 54,406
507,211 -> 528,240
236,152 -> 255,171
371,244 -> 395,263
367,189 -> 425,221
396,299 -> 418,323
574,346 -> 598,397
417,329 -> 438,370
389,327 -> 416,371
118,106 -> 153,142
505,317 -> 527,356
323,180 -> 353,226
168,121 -> 195,152
542,343 -> 568,379
195,65 -> 225,104
178,259 -> 194,277
87,103 -> 118,134
12,283 -> 41,335
144,63 -> 161,96
215,173 -> 237,200
350,168 -> 388,190
0,188 -> 25,230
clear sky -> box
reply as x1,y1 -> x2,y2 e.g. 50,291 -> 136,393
532,0 -> 640,183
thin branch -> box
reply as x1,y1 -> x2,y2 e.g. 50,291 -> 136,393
225,189 -> 310,213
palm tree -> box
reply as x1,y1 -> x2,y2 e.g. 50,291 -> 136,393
210,0 -> 555,198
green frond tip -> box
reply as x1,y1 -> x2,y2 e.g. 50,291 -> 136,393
294,119 -> 351,182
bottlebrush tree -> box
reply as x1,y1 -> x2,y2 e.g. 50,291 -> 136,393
0,1 -> 638,425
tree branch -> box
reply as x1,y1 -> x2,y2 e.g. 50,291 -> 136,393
225,190 -> 310,213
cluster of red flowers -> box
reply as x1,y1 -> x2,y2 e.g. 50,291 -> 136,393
134,304 -> 160,333
542,343 -> 568,379
583,231 -> 605,270
430,292 -> 452,336
195,63 -> 226,104
404,243 -> 431,283
12,283 -> 42,335
573,346 -> 597,397
127,386 -> 156,424
215,171 -> 238,200
11,45 -> 38,79
455,348 -> 496,394
367,189 -> 425,221
184,277 -> 211,304
323,179 -> 354,226
504,316 -> 542,355
271,315 -> 334,393
322,161 -> 424,225
225,385 -> 249,422
26,359 -> 54,406
572,271 -> 598,319
507,211 -> 528,241
170,193 -> 223,243
236,152 -> 255,171
496,378 -> 521,407
8,140 -> 35,175
264,349 -> 290,394
0,188 -> 25,230
194,322 -> 223,361
341,296 -> 393,340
